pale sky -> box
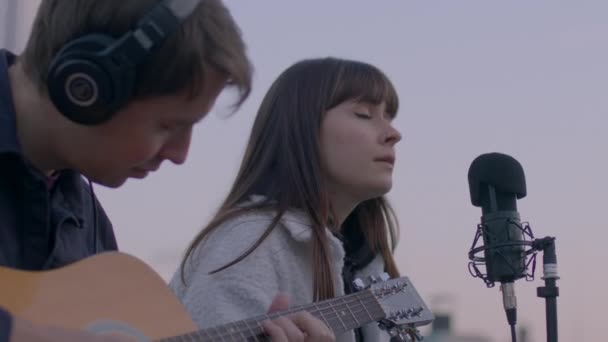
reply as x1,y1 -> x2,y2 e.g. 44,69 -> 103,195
5,1 -> 607,341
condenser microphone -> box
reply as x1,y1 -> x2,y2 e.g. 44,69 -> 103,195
468,152 -> 528,283
467,152 -> 530,337
467,152 -> 560,342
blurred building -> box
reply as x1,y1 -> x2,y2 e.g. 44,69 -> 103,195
424,312 -> 492,342
517,325 -> 530,342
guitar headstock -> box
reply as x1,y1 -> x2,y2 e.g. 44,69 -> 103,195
354,274 -> 434,341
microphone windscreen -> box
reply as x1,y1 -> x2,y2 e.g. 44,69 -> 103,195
468,152 -> 527,207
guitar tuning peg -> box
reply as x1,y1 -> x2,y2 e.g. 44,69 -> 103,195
368,275 -> 380,283
380,273 -> 391,281
352,278 -> 366,291
388,331 -> 414,342
388,327 -> 424,342
406,328 -> 424,341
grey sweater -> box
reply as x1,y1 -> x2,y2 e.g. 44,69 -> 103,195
169,205 -> 391,342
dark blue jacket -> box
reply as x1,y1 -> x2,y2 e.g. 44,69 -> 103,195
0,49 -> 118,270
0,49 -> 118,342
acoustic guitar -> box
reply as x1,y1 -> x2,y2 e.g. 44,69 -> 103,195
0,252 -> 434,341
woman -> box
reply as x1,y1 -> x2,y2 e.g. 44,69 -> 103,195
170,57 -> 403,342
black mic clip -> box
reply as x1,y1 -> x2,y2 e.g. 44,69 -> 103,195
467,218 -> 538,288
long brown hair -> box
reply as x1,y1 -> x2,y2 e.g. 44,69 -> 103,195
180,57 -> 400,301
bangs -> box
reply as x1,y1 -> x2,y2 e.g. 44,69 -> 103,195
328,62 -> 399,118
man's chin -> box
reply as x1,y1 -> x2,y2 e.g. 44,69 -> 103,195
89,176 -> 129,189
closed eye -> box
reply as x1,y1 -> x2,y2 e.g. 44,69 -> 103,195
354,112 -> 372,119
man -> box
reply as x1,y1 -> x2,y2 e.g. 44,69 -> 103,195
0,1 -> 334,341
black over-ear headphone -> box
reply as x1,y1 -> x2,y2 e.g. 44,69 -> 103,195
46,0 -> 201,125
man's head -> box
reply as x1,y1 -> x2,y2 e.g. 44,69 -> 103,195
15,0 -> 252,187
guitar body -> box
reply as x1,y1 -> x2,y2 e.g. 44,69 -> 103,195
0,252 -> 196,339
0,252 -> 434,341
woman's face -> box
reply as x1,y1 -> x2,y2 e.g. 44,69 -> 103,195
319,99 -> 402,202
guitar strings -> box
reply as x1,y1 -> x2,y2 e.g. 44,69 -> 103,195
167,292 -> 386,342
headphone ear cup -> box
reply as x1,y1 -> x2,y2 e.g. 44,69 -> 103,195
47,34 -> 134,125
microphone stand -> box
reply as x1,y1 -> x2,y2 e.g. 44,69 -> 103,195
533,237 -> 559,342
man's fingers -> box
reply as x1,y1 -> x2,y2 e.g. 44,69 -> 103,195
289,311 -> 335,342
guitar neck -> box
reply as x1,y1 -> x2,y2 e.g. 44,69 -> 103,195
158,289 -> 385,342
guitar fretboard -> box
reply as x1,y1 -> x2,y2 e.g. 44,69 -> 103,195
157,289 -> 385,342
